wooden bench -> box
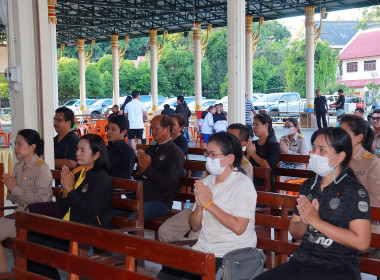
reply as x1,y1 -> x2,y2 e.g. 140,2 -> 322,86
1,211 -> 215,280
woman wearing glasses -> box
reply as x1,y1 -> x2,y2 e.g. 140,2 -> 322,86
279,118 -> 309,169
158,132 -> 257,279
246,113 -> 281,192
371,109 -> 380,157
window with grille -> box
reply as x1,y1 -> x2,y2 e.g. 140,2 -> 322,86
347,62 -> 358,73
364,60 -> 376,71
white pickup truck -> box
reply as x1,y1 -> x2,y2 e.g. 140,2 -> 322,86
255,92 -> 303,118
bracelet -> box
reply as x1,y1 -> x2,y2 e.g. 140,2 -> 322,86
204,201 -> 214,211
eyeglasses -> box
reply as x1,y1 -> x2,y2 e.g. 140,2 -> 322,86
53,118 -> 65,122
283,126 -> 295,129
204,152 -> 224,159
372,117 -> 380,122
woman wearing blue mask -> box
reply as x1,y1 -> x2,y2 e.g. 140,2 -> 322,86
254,127 -> 371,280
158,132 -> 257,280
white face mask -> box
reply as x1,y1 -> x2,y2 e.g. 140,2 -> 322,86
309,153 -> 337,177
242,146 -> 247,152
284,127 -> 295,136
206,156 -> 227,176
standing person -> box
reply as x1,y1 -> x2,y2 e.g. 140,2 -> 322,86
354,108 -> 371,127
171,114 -> 189,155
201,106 -> 216,148
371,109 -> 380,156
120,96 -> 132,114
107,115 -> 136,179
246,113 -> 281,192
245,93 -> 256,139
175,95 -> 192,142
254,127 -> 371,280
0,129 -> 52,273
54,107 -> 79,170
330,89 -> 345,117
124,90 -> 147,150
214,103 -> 227,123
314,89 -> 328,129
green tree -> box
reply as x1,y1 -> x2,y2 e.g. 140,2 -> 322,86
254,20 -> 291,44
101,71 -> 113,98
97,54 -> 113,74
358,5 -> 380,29
314,41 -> 339,92
119,60 -> 137,94
0,75 -> 8,98
85,63 -> 104,98
58,57 -> 80,103
130,60 -> 151,93
126,37 -> 149,60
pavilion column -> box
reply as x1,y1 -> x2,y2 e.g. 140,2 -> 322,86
48,0 -> 59,111
111,34 -> 120,106
77,38 -> 87,112
245,15 -> 253,101
193,22 -> 202,111
149,29 -> 158,111
305,6 -> 315,109
227,0 -> 245,124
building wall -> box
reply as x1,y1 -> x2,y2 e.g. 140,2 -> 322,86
0,46 -> 7,74
342,56 -> 380,81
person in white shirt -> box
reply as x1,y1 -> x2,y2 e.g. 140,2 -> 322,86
214,116 -> 228,133
124,91 -> 147,150
201,105 -> 216,148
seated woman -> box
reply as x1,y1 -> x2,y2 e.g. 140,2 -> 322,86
246,113 -> 281,191
171,114 -> 188,155
279,118 -> 309,169
158,132 -> 257,279
0,129 -> 52,272
254,127 -> 371,280
339,114 -> 380,233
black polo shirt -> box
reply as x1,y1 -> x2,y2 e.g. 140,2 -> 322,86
107,139 -> 136,179
54,130 -> 79,167
292,172 -> 371,279
336,95 -> 345,110
314,96 -> 327,114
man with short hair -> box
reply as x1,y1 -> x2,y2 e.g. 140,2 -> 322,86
135,115 -> 185,221
214,103 -> 227,122
354,108 -> 371,127
108,104 -> 119,120
107,115 -> 136,179
313,89 -> 328,129
54,107 -> 79,170
245,93 -> 256,139
372,109 -> 380,156
124,90 -> 147,150
330,89 -> 345,117
157,123 -> 254,242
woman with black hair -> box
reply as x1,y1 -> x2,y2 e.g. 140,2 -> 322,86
246,113 -> 281,191
254,127 -> 371,280
158,132 -> 257,280
0,129 -> 52,272
120,95 -> 132,114
171,114 -> 189,155
175,95 -> 192,142
340,114 -> 380,232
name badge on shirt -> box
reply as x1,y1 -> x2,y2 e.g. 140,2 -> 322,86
82,184 -> 89,193
356,171 -> 365,176
23,176 -> 34,180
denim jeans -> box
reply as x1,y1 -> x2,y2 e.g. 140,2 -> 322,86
129,201 -> 170,222
184,127 -> 190,142
336,109 -> 344,117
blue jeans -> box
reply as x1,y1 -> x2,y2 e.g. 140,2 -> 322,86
336,109 -> 344,117
129,201 -> 169,222
184,127 -> 190,142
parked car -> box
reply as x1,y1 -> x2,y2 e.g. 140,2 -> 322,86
255,92 -> 302,118
86,98 -> 113,115
63,99 -> 95,113
103,95 -> 166,115
219,93 -> 263,112
187,99 -> 218,111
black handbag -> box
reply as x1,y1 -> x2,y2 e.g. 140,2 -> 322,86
215,247 -> 265,280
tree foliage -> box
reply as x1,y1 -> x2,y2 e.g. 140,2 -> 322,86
0,75 -> 8,98
85,63 -> 104,98
358,5 -> 380,29
58,57 -> 80,102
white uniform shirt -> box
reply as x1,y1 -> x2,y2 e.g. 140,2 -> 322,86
125,99 -> 146,129
201,112 -> 214,134
192,170 -> 257,258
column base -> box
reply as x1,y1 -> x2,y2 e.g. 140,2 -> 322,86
195,105 -> 203,111
76,109 -> 90,116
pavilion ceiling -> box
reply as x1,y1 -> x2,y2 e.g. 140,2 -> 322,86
0,0 -> 378,45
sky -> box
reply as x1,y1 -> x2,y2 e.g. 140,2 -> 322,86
278,7 -> 363,34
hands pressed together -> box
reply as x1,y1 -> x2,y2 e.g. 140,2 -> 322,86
296,195 -> 320,227
246,141 -> 256,157
137,150 -> 152,174
61,165 -> 75,198
280,140 -> 289,153
194,180 -> 213,208
2,173 -> 17,193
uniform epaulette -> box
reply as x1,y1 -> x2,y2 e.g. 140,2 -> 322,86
299,134 -> 305,139
241,157 -> 249,165
15,161 -> 21,166
35,157 -> 45,165
73,166 -> 84,175
363,152 -> 374,159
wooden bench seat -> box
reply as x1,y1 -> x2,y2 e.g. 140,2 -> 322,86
2,211 -> 215,280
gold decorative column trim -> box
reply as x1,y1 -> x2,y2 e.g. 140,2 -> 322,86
245,15 -> 253,34
149,29 -> 158,45
192,22 -> 202,40
201,24 -> 212,61
314,8 -> 326,52
77,38 -> 85,53
304,6 -> 315,27
157,30 -> 168,64
119,36 -> 130,68
85,40 -> 96,70
111,34 -> 119,49
48,0 -> 57,24
252,17 -> 264,58
58,44 -> 65,64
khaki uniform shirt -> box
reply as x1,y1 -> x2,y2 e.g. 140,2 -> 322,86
7,154 -> 53,206
374,132 -> 380,157
280,133 -> 309,169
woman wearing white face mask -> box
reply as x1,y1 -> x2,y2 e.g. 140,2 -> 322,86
254,127 -> 371,280
158,132 -> 257,280
279,118 -> 309,169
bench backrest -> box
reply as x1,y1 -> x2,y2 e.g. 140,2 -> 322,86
12,211 -> 215,280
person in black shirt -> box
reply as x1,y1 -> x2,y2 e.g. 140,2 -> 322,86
313,89 -> 328,129
161,104 -> 175,117
108,104 -> 120,119
213,103 -> 227,123
254,127 -> 371,280
106,115 -> 136,179
170,114 -> 189,155
246,113 -> 281,191
330,89 -> 345,117
175,95 -> 192,142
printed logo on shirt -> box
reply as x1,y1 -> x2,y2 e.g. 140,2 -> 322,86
307,194 -> 313,201
307,230 -> 334,248
159,154 -> 166,161
358,201 -> 369,212
356,171 -> 365,176
82,184 -> 89,193
358,189 -> 366,198
329,198 -> 340,210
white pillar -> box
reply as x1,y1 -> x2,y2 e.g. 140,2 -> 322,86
8,0 -> 54,167
227,0 -> 246,124
245,15 -> 253,102
77,38 -> 86,112
111,34 -> 120,106
48,0 -> 59,111
193,22 -> 202,111
149,29 -> 158,111
305,6 -> 315,109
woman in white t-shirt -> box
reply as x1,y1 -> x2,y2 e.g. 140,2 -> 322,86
158,132 -> 257,279
200,106 -> 217,148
